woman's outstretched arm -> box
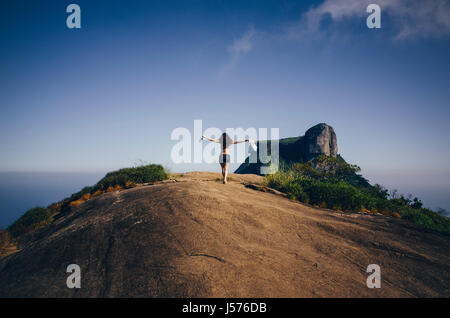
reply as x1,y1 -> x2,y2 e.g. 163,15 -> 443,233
232,139 -> 249,144
202,136 -> 220,143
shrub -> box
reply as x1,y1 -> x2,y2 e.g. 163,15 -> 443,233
69,199 -> 85,208
8,207 -> 52,237
391,212 -> 402,219
286,183 -> 308,201
310,155 -> 361,177
292,163 -> 321,178
400,207 -> 450,234
91,190 -> 103,197
0,230 -> 10,250
95,164 -> 168,191
61,164 -> 168,212
263,159 -> 450,235
64,186 -> 93,208
125,181 -> 135,189
265,170 -> 297,193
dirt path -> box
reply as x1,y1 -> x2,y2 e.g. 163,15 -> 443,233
0,172 -> 449,297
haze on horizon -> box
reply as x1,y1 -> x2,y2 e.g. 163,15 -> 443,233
1,0 -> 450,213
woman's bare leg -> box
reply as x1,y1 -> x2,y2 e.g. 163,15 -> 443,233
220,163 -> 229,184
223,163 -> 229,184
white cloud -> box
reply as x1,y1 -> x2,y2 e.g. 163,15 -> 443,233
289,0 -> 450,40
220,26 -> 256,75
220,1 -> 450,74
229,26 -> 256,54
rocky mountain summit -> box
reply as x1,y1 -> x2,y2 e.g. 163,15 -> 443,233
1,124 -> 449,297
303,123 -> 338,161
0,172 -> 449,297
235,123 -> 338,174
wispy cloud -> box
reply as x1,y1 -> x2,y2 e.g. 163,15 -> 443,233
287,0 -> 450,40
220,1 -> 450,74
220,26 -> 256,75
229,26 -> 256,54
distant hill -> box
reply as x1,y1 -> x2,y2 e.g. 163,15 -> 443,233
0,172 -> 449,297
235,123 -> 338,175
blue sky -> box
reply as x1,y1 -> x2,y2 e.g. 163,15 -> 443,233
1,0 -> 450,210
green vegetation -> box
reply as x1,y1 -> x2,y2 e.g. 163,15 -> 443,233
95,164 -> 168,190
279,136 -> 302,145
3,164 -> 169,239
61,164 -> 169,212
264,155 -> 450,235
7,207 -> 53,238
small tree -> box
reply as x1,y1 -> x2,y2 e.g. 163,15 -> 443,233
410,197 -> 423,210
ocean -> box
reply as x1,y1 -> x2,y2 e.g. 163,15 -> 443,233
0,172 -> 105,228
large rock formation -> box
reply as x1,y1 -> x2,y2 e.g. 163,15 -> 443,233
235,123 -> 338,175
303,123 -> 338,161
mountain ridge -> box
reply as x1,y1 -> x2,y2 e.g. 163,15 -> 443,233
0,172 -> 449,297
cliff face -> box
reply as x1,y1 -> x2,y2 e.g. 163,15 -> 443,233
302,123 -> 338,161
235,123 -> 338,175
0,172 -> 449,297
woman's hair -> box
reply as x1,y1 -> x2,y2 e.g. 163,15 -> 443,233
221,132 -> 232,146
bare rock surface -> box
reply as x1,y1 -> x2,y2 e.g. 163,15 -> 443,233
0,172 -> 449,297
303,123 -> 338,161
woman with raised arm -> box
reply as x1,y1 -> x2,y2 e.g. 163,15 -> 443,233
202,132 -> 248,184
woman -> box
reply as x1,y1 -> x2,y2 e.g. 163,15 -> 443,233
202,133 -> 248,184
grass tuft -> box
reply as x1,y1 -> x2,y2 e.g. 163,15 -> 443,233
7,207 -> 53,237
